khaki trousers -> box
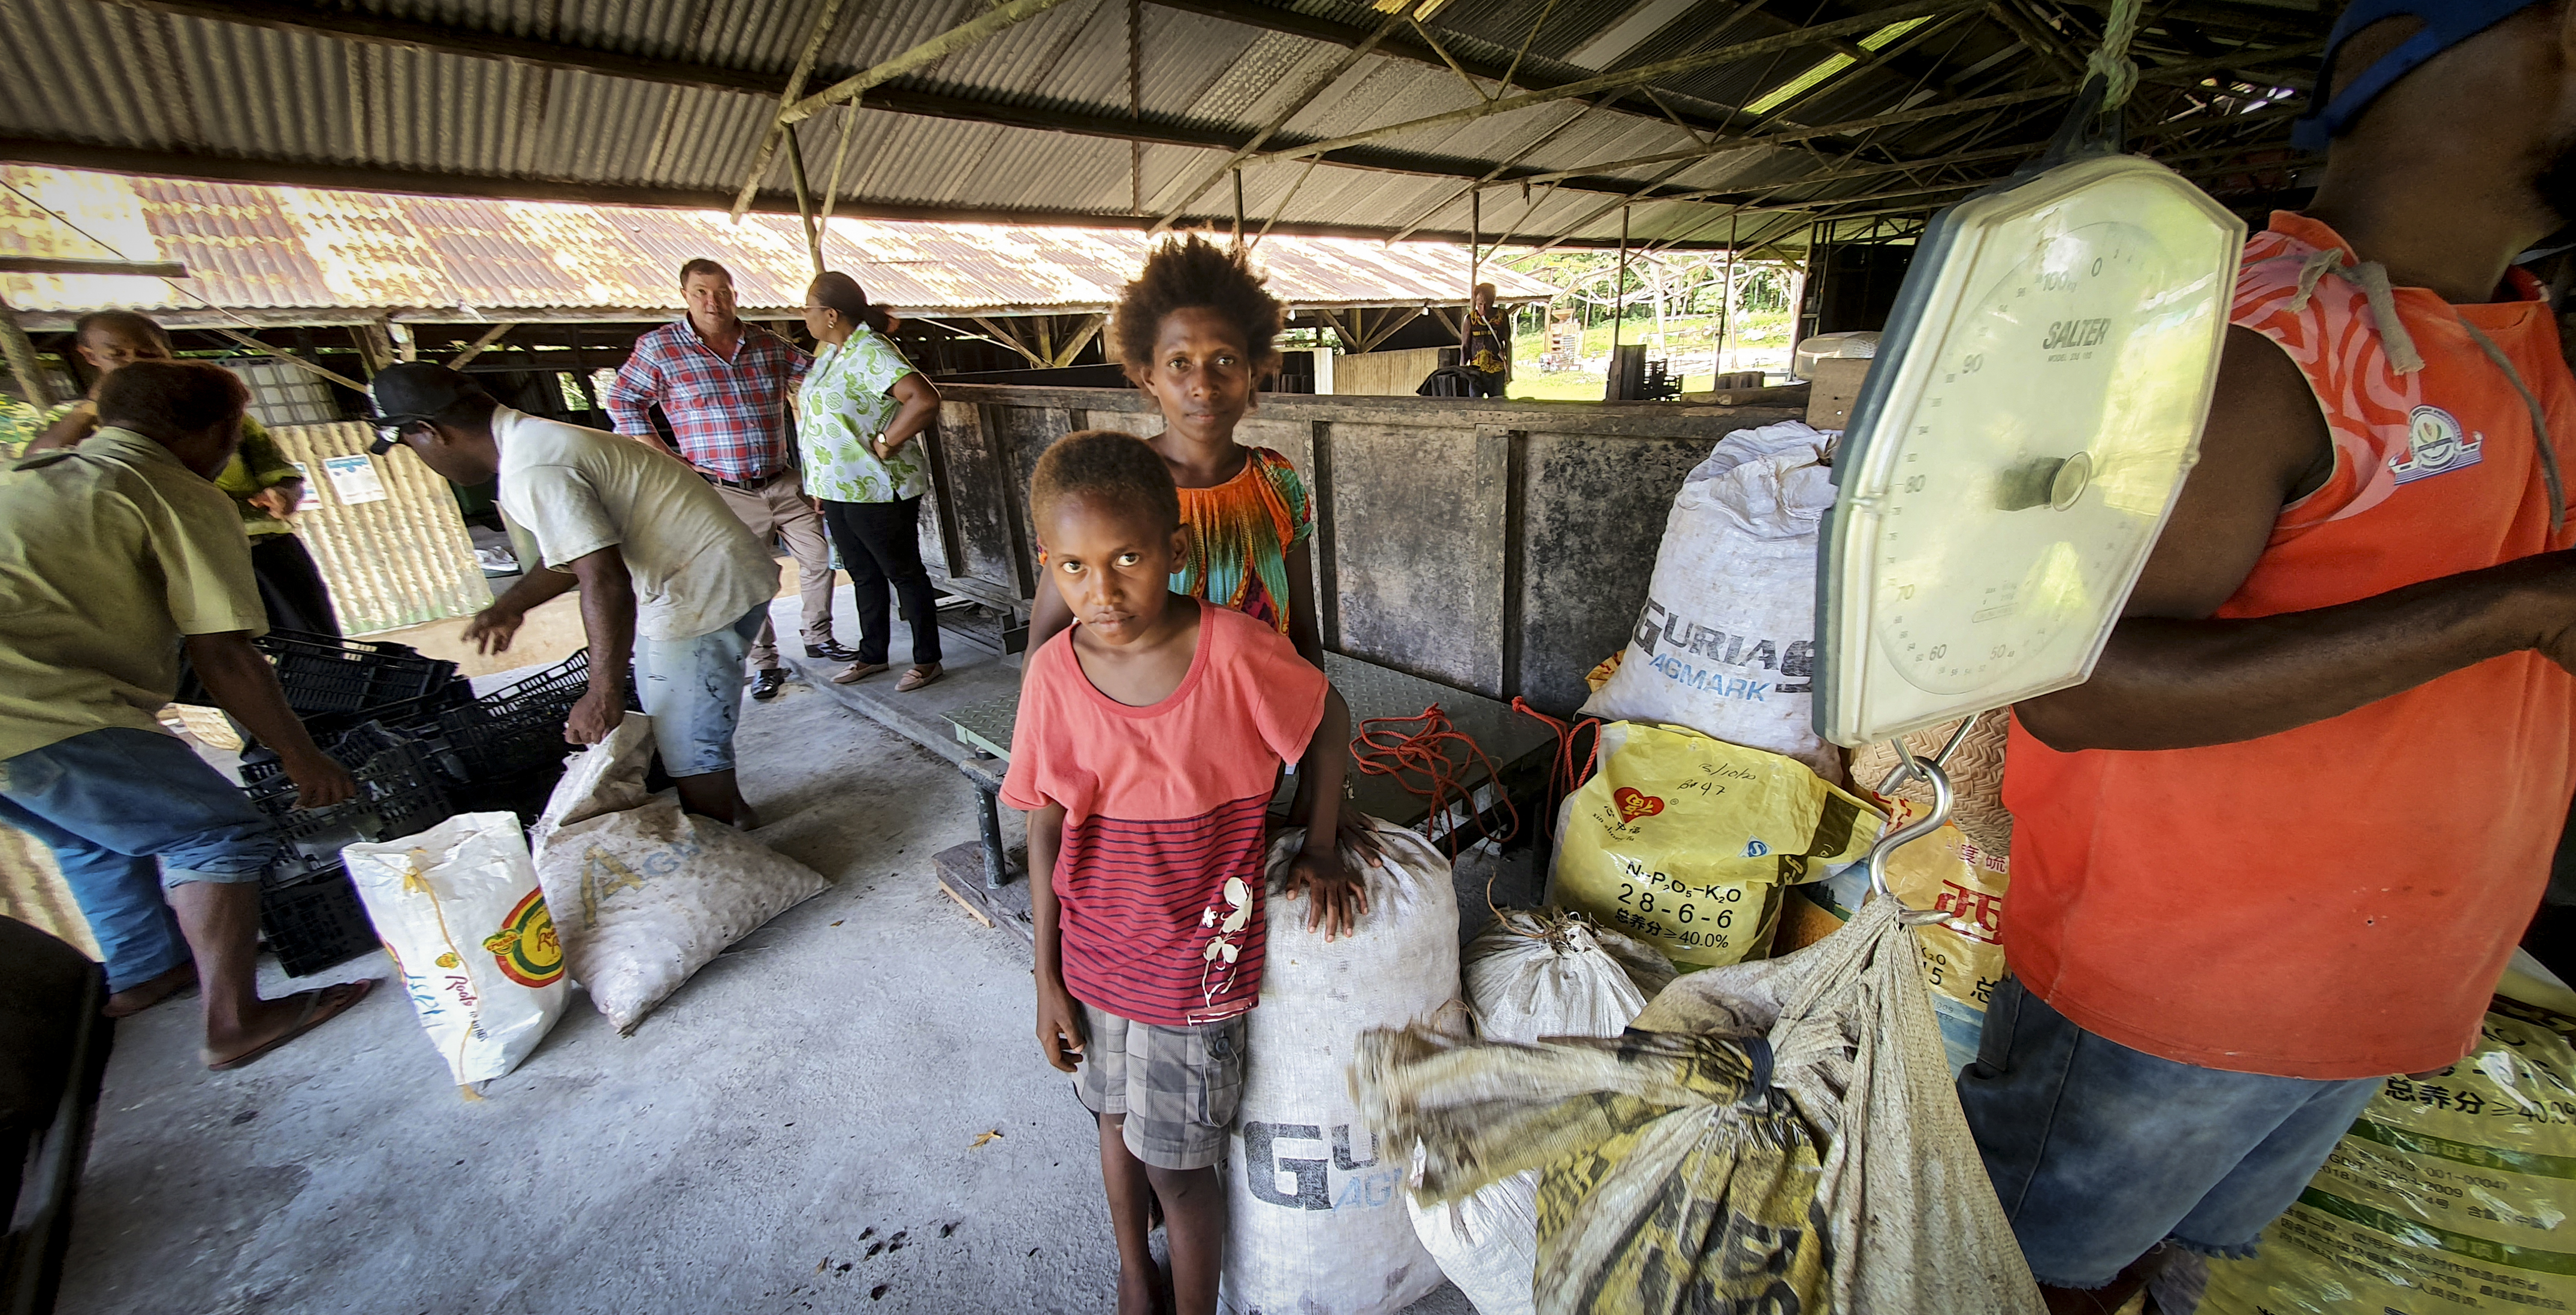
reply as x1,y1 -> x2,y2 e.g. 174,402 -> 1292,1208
711,468 -> 836,670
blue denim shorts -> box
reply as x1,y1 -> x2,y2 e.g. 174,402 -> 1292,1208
1956,976 -> 2382,1289
632,604 -> 768,777
0,727 -> 279,990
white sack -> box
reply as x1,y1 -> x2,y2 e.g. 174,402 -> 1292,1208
1408,911 -> 1671,1315
1222,819 -> 1458,1315
1581,421 -> 1840,779
532,715 -> 831,1033
345,811 -> 567,1086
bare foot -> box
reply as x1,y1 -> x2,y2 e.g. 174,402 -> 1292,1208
105,959 -> 198,1018
732,802 -> 762,831
201,979 -> 376,1071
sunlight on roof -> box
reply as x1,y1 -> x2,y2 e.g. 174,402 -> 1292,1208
1745,16 -> 1930,116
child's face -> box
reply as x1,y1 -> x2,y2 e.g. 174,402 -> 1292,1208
1040,494 -> 1189,647
1133,306 -> 1254,447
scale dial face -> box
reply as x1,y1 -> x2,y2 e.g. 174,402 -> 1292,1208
1820,155 -> 2242,746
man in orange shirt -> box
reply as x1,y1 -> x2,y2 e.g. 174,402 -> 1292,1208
1967,3 -> 2576,1310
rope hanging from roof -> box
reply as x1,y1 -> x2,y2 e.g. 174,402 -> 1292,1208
2088,0 -> 2145,111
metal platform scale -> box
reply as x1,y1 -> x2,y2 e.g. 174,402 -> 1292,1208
1813,77 -> 2246,898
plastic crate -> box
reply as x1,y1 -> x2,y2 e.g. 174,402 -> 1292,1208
421,651 -> 591,781
179,629 -> 461,721
257,867 -> 379,978
242,723 -> 454,881
262,631 -> 460,715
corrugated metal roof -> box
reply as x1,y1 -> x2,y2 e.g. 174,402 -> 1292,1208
0,0 -> 2317,247
0,164 -> 1553,322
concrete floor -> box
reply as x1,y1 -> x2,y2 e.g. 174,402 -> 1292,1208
53,616 -> 1479,1314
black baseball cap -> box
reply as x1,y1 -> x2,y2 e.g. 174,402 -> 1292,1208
367,362 -> 486,453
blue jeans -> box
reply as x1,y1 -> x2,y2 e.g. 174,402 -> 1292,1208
632,605 -> 768,777
1956,976 -> 2382,1288
0,727 -> 279,992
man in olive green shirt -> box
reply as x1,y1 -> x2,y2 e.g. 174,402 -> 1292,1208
0,360 -> 372,1067
25,310 -> 340,634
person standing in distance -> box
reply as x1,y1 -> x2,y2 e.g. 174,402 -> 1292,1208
797,271 -> 947,692
1459,282 -> 1512,398
606,258 -> 853,702
372,363 -> 779,828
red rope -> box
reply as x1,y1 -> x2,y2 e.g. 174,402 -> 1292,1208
1509,697 -> 1602,843
1349,705 -> 1520,857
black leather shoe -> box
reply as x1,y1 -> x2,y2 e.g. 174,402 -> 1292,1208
805,640 -> 860,661
750,669 -> 787,701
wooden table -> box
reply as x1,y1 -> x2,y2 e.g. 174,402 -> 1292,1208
934,652 -> 1557,938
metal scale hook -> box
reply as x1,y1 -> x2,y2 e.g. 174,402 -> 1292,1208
1862,711 -> 1985,917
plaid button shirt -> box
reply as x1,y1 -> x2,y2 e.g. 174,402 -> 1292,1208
606,319 -> 812,480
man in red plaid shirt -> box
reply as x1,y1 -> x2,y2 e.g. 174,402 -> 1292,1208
608,258 -> 857,700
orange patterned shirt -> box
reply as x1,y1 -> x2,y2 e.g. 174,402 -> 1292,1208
2003,213 -> 2576,1078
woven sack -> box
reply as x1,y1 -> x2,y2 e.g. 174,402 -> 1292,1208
1355,896 -> 2045,1314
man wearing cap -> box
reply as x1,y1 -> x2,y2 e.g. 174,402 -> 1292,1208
606,258 -> 856,703
1974,4 -> 2576,1308
373,362 -> 780,827
0,359 -> 372,1066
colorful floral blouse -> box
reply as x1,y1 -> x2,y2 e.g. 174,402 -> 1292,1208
795,328 -> 929,503
1176,446 -> 1313,636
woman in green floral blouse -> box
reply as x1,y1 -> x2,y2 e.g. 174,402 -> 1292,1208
798,273 -> 947,691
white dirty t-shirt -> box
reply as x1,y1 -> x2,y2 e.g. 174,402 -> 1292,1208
493,406 -> 778,642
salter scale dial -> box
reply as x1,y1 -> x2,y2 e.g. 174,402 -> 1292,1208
1816,152 -> 2243,750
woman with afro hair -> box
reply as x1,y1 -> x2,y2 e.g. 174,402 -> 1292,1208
1026,234 -> 1325,670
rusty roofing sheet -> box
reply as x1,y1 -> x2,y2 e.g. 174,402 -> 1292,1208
0,165 -> 1553,318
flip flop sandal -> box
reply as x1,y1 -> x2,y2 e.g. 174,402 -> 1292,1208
202,978 -> 376,1072
896,664 -> 944,693
832,662 -> 891,684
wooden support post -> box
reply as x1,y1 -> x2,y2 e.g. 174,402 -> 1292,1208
787,128 -> 823,277
1149,8 -> 1408,233
819,101 -> 859,230
0,256 -> 188,278
1716,214 -> 1737,376
726,0 -> 852,220
445,323 -> 520,369
1232,169 -> 1245,247
1608,205 -> 1627,400
389,322 -> 418,362
0,298 -> 56,408
1128,0 -> 1144,216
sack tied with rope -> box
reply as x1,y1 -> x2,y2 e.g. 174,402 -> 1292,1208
1352,895 -> 2047,1315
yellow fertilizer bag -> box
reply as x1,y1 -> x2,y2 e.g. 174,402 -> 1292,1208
1545,721 -> 1879,969
2200,986 -> 2576,1315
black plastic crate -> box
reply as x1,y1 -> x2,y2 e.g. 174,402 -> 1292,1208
257,867 -> 379,978
242,723 -> 454,881
421,651 -> 591,781
179,629 -> 461,721
262,631 -> 460,715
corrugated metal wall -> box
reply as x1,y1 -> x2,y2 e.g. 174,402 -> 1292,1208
270,421 -> 490,635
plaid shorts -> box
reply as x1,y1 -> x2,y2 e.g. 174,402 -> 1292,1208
1074,1003 -> 1248,1171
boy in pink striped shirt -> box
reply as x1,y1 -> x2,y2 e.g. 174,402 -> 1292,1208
1002,431 -> 1362,1315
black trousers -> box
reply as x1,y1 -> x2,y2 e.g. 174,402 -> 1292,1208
820,496 -> 941,667
1463,368 -> 1509,398
250,533 -> 340,637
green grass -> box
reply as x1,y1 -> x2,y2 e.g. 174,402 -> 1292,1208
1501,307 -> 1798,400
1512,309 -> 1794,364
